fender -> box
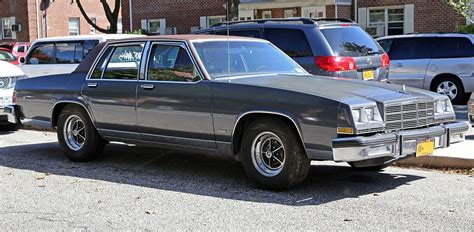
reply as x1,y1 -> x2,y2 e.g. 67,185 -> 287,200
50,97 -> 99,132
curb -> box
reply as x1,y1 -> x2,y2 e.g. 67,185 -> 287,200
394,156 -> 474,169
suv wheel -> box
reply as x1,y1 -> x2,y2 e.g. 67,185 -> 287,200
432,77 -> 466,105
57,106 -> 105,162
241,118 -> 310,190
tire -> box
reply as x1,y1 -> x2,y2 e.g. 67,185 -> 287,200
57,105 -> 105,162
241,118 -> 310,191
431,76 -> 466,105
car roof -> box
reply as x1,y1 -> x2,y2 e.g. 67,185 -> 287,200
111,34 -> 268,43
377,33 -> 474,42
32,34 -> 143,43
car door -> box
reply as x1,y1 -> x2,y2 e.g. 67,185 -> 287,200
387,37 -> 432,89
136,42 -> 215,148
81,42 -> 145,140
20,42 -> 54,77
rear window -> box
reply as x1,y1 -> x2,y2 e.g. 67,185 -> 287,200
432,37 -> 474,58
321,27 -> 383,57
264,28 -> 312,57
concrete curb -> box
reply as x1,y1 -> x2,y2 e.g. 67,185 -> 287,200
394,156 -> 474,169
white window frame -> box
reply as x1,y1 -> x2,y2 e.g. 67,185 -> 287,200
1,17 -> 14,39
284,9 -> 295,18
367,6 -> 404,37
68,18 -> 80,36
262,11 -> 272,19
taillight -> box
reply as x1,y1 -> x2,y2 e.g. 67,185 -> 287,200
380,53 -> 390,67
12,90 -> 17,104
315,56 -> 357,72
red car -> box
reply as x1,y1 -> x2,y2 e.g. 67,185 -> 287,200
11,42 -> 31,59
0,48 -> 19,65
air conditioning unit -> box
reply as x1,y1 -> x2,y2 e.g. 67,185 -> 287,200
166,27 -> 177,35
11,24 -> 21,32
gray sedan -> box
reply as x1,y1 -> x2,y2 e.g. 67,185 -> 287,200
4,35 -> 470,190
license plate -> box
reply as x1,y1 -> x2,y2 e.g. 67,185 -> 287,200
416,140 -> 435,157
362,70 -> 374,80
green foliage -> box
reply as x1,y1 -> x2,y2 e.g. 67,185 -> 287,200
445,0 -> 473,23
459,24 -> 474,33
125,29 -> 148,35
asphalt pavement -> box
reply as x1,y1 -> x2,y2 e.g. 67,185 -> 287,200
0,129 -> 473,230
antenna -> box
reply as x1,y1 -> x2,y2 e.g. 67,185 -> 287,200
226,0 -> 231,83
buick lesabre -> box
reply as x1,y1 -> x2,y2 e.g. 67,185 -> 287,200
4,35 -> 470,190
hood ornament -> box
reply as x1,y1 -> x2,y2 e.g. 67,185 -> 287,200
401,84 -> 407,94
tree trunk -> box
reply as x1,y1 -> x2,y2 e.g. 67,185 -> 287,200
75,0 -> 120,34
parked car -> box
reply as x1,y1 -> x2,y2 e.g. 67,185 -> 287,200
376,34 -> 474,104
195,18 -> 389,81
0,48 -> 19,65
0,61 -> 26,129
11,42 -> 31,59
19,34 -> 142,78
5,35 -> 469,190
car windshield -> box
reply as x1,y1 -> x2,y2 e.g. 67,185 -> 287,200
0,50 -> 16,62
321,27 -> 384,57
192,40 -> 307,80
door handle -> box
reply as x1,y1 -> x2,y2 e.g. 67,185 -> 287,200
88,82 -> 98,88
140,84 -> 155,90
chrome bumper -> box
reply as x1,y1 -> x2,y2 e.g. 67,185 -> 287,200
332,122 -> 470,162
0,105 -> 19,124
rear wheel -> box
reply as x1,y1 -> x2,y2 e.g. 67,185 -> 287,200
432,77 -> 466,105
241,118 -> 310,190
57,105 -> 105,162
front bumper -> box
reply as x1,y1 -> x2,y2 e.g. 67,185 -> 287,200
332,122 -> 470,162
0,105 -> 19,124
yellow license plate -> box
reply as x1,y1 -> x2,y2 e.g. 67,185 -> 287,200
362,70 -> 375,80
416,140 -> 435,157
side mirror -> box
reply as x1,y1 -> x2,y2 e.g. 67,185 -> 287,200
19,57 -> 26,64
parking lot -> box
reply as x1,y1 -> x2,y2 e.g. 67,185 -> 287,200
0,110 -> 472,230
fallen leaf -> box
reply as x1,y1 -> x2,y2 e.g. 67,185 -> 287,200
37,185 -> 46,188
146,210 -> 155,214
344,219 -> 352,222
373,193 -> 380,196
35,176 -> 45,180
448,209 -> 455,212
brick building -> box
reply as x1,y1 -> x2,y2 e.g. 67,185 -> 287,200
0,0 -> 120,43
121,0 -> 227,34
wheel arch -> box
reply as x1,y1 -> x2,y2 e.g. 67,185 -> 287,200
51,100 -> 97,129
429,73 -> 465,92
230,111 -> 306,158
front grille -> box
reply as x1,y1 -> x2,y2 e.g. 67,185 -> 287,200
384,101 -> 435,131
0,77 -> 9,89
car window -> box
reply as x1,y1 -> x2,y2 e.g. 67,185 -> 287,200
90,47 -> 114,79
389,38 -> 432,60
264,28 -> 312,57
147,44 -> 201,82
84,40 -> 100,58
101,44 -> 144,80
377,39 -> 393,53
17,46 -> 25,53
320,27 -> 383,57
55,42 -> 84,64
27,44 -> 55,64
432,37 -> 474,59
193,41 -> 306,79
215,29 -> 261,38
0,50 -> 15,61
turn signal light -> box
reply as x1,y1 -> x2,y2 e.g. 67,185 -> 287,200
315,56 -> 357,72
380,53 -> 390,67
337,127 -> 354,134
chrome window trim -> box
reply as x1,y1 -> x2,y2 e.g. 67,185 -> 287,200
141,41 -> 205,84
86,42 -> 147,81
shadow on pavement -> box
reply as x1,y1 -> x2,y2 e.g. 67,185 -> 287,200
0,142 -> 424,206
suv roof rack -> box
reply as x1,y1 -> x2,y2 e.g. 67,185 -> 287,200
210,17 -> 355,27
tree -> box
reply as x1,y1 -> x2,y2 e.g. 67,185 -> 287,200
445,0 -> 473,23
76,0 -> 121,34
227,0 -> 240,21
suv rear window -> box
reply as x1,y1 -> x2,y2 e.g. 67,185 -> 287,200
264,28 -> 312,57
321,27 -> 383,57
432,37 -> 474,58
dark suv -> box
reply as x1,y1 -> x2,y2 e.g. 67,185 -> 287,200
195,18 -> 389,81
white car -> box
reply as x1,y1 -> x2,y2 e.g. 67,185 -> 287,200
0,61 -> 25,128
19,34 -> 142,78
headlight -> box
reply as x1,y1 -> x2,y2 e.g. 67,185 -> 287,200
6,75 -> 27,89
434,99 -> 454,116
351,106 -> 383,125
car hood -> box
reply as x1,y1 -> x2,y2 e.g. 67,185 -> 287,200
220,74 -> 443,105
0,60 -> 24,77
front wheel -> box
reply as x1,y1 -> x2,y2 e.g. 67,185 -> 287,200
241,118 -> 310,190
57,106 -> 105,162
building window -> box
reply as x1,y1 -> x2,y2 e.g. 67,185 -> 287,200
284,9 -> 295,18
148,19 -> 162,34
262,11 -> 272,19
69,18 -> 80,36
2,18 -> 13,39
207,16 -> 225,27
90,18 -> 96,34
367,8 -> 404,37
